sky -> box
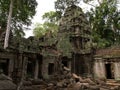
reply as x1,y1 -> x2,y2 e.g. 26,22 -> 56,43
24,0 -> 93,38
32,0 -> 56,24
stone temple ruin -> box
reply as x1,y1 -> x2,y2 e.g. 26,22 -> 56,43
0,5 -> 120,90
94,46 -> 120,80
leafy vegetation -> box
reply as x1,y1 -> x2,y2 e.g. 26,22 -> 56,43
0,0 -> 37,36
55,0 -> 80,14
87,0 -> 120,48
0,0 -> 37,48
33,22 -> 58,38
33,11 -> 60,38
57,33 -> 73,57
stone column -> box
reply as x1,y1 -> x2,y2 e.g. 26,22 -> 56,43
21,56 -> 28,80
114,62 -> 120,80
34,59 -> 39,79
8,58 -> 14,77
68,61 -> 71,71
18,53 -> 23,77
14,53 -> 23,83
94,59 -> 106,79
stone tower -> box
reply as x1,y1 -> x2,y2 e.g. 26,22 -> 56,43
58,5 -> 93,77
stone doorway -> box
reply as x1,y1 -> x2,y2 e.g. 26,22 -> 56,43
0,58 -> 9,75
37,55 -> 43,79
27,58 -> 35,78
105,63 -> 114,79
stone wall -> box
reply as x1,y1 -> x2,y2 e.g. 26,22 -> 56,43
42,56 -> 56,79
94,57 -> 120,80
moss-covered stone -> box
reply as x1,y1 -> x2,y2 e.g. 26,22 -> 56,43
58,5 -> 92,56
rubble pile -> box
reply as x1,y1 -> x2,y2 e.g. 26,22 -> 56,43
20,66 -> 120,90
0,73 -> 16,90
0,66 -> 120,90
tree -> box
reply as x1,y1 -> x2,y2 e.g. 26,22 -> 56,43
33,11 -> 60,38
87,0 -> 120,48
55,0 -> 80,15
4,0 -> 13,49
0,0 -> 37,48
42,11 -> 61,23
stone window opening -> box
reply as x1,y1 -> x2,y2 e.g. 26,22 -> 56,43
48,63 -> 54,75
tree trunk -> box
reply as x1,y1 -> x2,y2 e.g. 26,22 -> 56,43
4,0 -> 14,49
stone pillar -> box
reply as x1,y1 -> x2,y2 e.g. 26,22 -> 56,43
8,58 -> 14,77
13,53 -> 23,83
114,62 -> 120,80
21,56 -> 28,80
68,61 -> 71,71
34,59 -> 39,79
94,59 -> 106,79
18,53 -> 23,77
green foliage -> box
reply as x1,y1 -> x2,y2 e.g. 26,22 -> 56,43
33,22 -> 58,38
0,0 -> 37,37
55,0 -> 80,13
33,11 -> 59,38
57,33 -> 73,57
42,11 -> 61,23
33,23 -> 45,38
87,0 -> 120,48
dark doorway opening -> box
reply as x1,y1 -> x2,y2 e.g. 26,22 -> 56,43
72,54 -> 86,76
105,63 -> 114,79
48,63 -> 54,75
0,59 -> 9,75
62,60 -> 68,67
27,58 -> 35,78
37,55 -> 43,78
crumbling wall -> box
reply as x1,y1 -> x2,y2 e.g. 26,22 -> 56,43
42,56 -> 56,79
0,31 -> 43,83
0,52 -> 14,77
94,57 -> 120,80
